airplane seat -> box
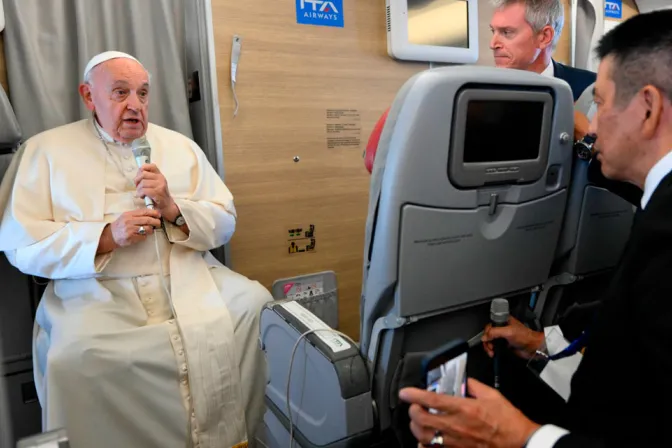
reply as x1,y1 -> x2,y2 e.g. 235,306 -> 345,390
0,101 -> 19,447
259,66 -> 575,447
1,82 -> 27,363
0,89 -> 21,156
534,83 -> 636,335
1,83 -> 45,444
364,108 -> 388,174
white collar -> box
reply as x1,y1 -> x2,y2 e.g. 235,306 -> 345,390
93,117 -> 130,147
540,60 -> 554,78
641,150 -> 672,209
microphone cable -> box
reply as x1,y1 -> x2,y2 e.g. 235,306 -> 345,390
285,327 -> 363,448
283,323 -> 490,447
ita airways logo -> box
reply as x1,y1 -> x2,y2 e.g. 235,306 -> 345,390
605,0 -> 622,19
296,0 -> 344,28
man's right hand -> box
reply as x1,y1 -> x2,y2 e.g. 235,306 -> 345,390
482,316 -> 545,360
99,209 -> 162,252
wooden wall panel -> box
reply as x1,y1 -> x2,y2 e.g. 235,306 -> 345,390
211,1 -> 426,339
477,2 -> 497,67
623,0 -> 640,18
555,0 -> 572,64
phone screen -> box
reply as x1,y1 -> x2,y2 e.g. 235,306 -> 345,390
426,352 -> 468,414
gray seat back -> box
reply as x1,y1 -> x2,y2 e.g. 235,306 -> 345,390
0,82 -> 29,448
360,66 -> 575,433
0,82 -> 21,154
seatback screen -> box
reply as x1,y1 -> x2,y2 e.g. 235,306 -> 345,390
408,0 -> 469,48
463,100 -> 544,163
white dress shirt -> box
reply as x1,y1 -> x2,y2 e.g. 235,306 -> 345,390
528,151 -> 672,447
641,150 -> 672,209
540,60 -> 555,78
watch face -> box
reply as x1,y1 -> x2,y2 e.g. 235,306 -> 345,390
175,215 -> 186,226
575,142 -> 593,161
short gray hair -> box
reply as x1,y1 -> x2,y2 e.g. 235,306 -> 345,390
491,0 -> 565,49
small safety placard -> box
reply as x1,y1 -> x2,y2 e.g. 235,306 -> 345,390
326,109 -> 361,149
287,225 -> 316,254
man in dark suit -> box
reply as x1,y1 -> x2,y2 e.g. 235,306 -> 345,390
399,10 -> 672,447
489,0 -> 594,101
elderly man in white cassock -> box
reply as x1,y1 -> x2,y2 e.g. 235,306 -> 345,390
0,51 -> 272,448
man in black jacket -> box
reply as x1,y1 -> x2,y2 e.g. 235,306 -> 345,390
489,0 -> 594,101
399,10 -> 672,448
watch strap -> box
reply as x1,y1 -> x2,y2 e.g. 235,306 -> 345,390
170,213 -> 185,226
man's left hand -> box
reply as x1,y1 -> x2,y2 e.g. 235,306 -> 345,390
399,378 -> 540,448
134,164 -> 176,218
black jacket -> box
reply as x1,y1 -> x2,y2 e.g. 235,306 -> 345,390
554,171 -> 672,446
552,60 -> 595,102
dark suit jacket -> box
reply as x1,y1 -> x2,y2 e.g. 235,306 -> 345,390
551,171 -> 672,446
552,60 -> 595,102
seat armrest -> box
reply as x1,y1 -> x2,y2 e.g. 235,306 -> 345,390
260,301 -> 373,447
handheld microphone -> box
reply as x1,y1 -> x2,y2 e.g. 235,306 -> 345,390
490,298 -> 509,390
131,137 -> 155,210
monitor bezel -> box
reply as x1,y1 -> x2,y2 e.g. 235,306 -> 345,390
448,88 -> 553,189
387,0 -> 479,64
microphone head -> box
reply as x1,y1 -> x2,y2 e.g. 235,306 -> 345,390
490,298 -> 509,325
131,137 -> 151,161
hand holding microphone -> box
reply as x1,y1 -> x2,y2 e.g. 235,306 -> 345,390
489,299 -> 509,390
482,313 -> 546,361
132,137 -> 176,217
134,164 -> 175,211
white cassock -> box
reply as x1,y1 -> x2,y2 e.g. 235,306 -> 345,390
0,118 -> 272,448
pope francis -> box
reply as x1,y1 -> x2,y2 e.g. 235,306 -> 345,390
0,51 -> 272,448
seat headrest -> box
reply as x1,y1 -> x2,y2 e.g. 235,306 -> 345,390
364,108 -> 389,174
0,84 -> 22,152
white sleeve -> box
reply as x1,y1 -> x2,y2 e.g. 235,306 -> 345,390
164,142 -> 236,251
525,425 -> 570,448
0,144 -> 113,279
539,325 -> 583,402
165,196 -> 236,251
5,223 -> 113,279
543,325 -> 570,356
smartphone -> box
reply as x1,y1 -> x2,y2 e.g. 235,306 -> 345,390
420,339 -> 469,414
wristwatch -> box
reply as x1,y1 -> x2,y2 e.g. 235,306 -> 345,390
574,134 -> 597,161
172,213 -> 186,227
